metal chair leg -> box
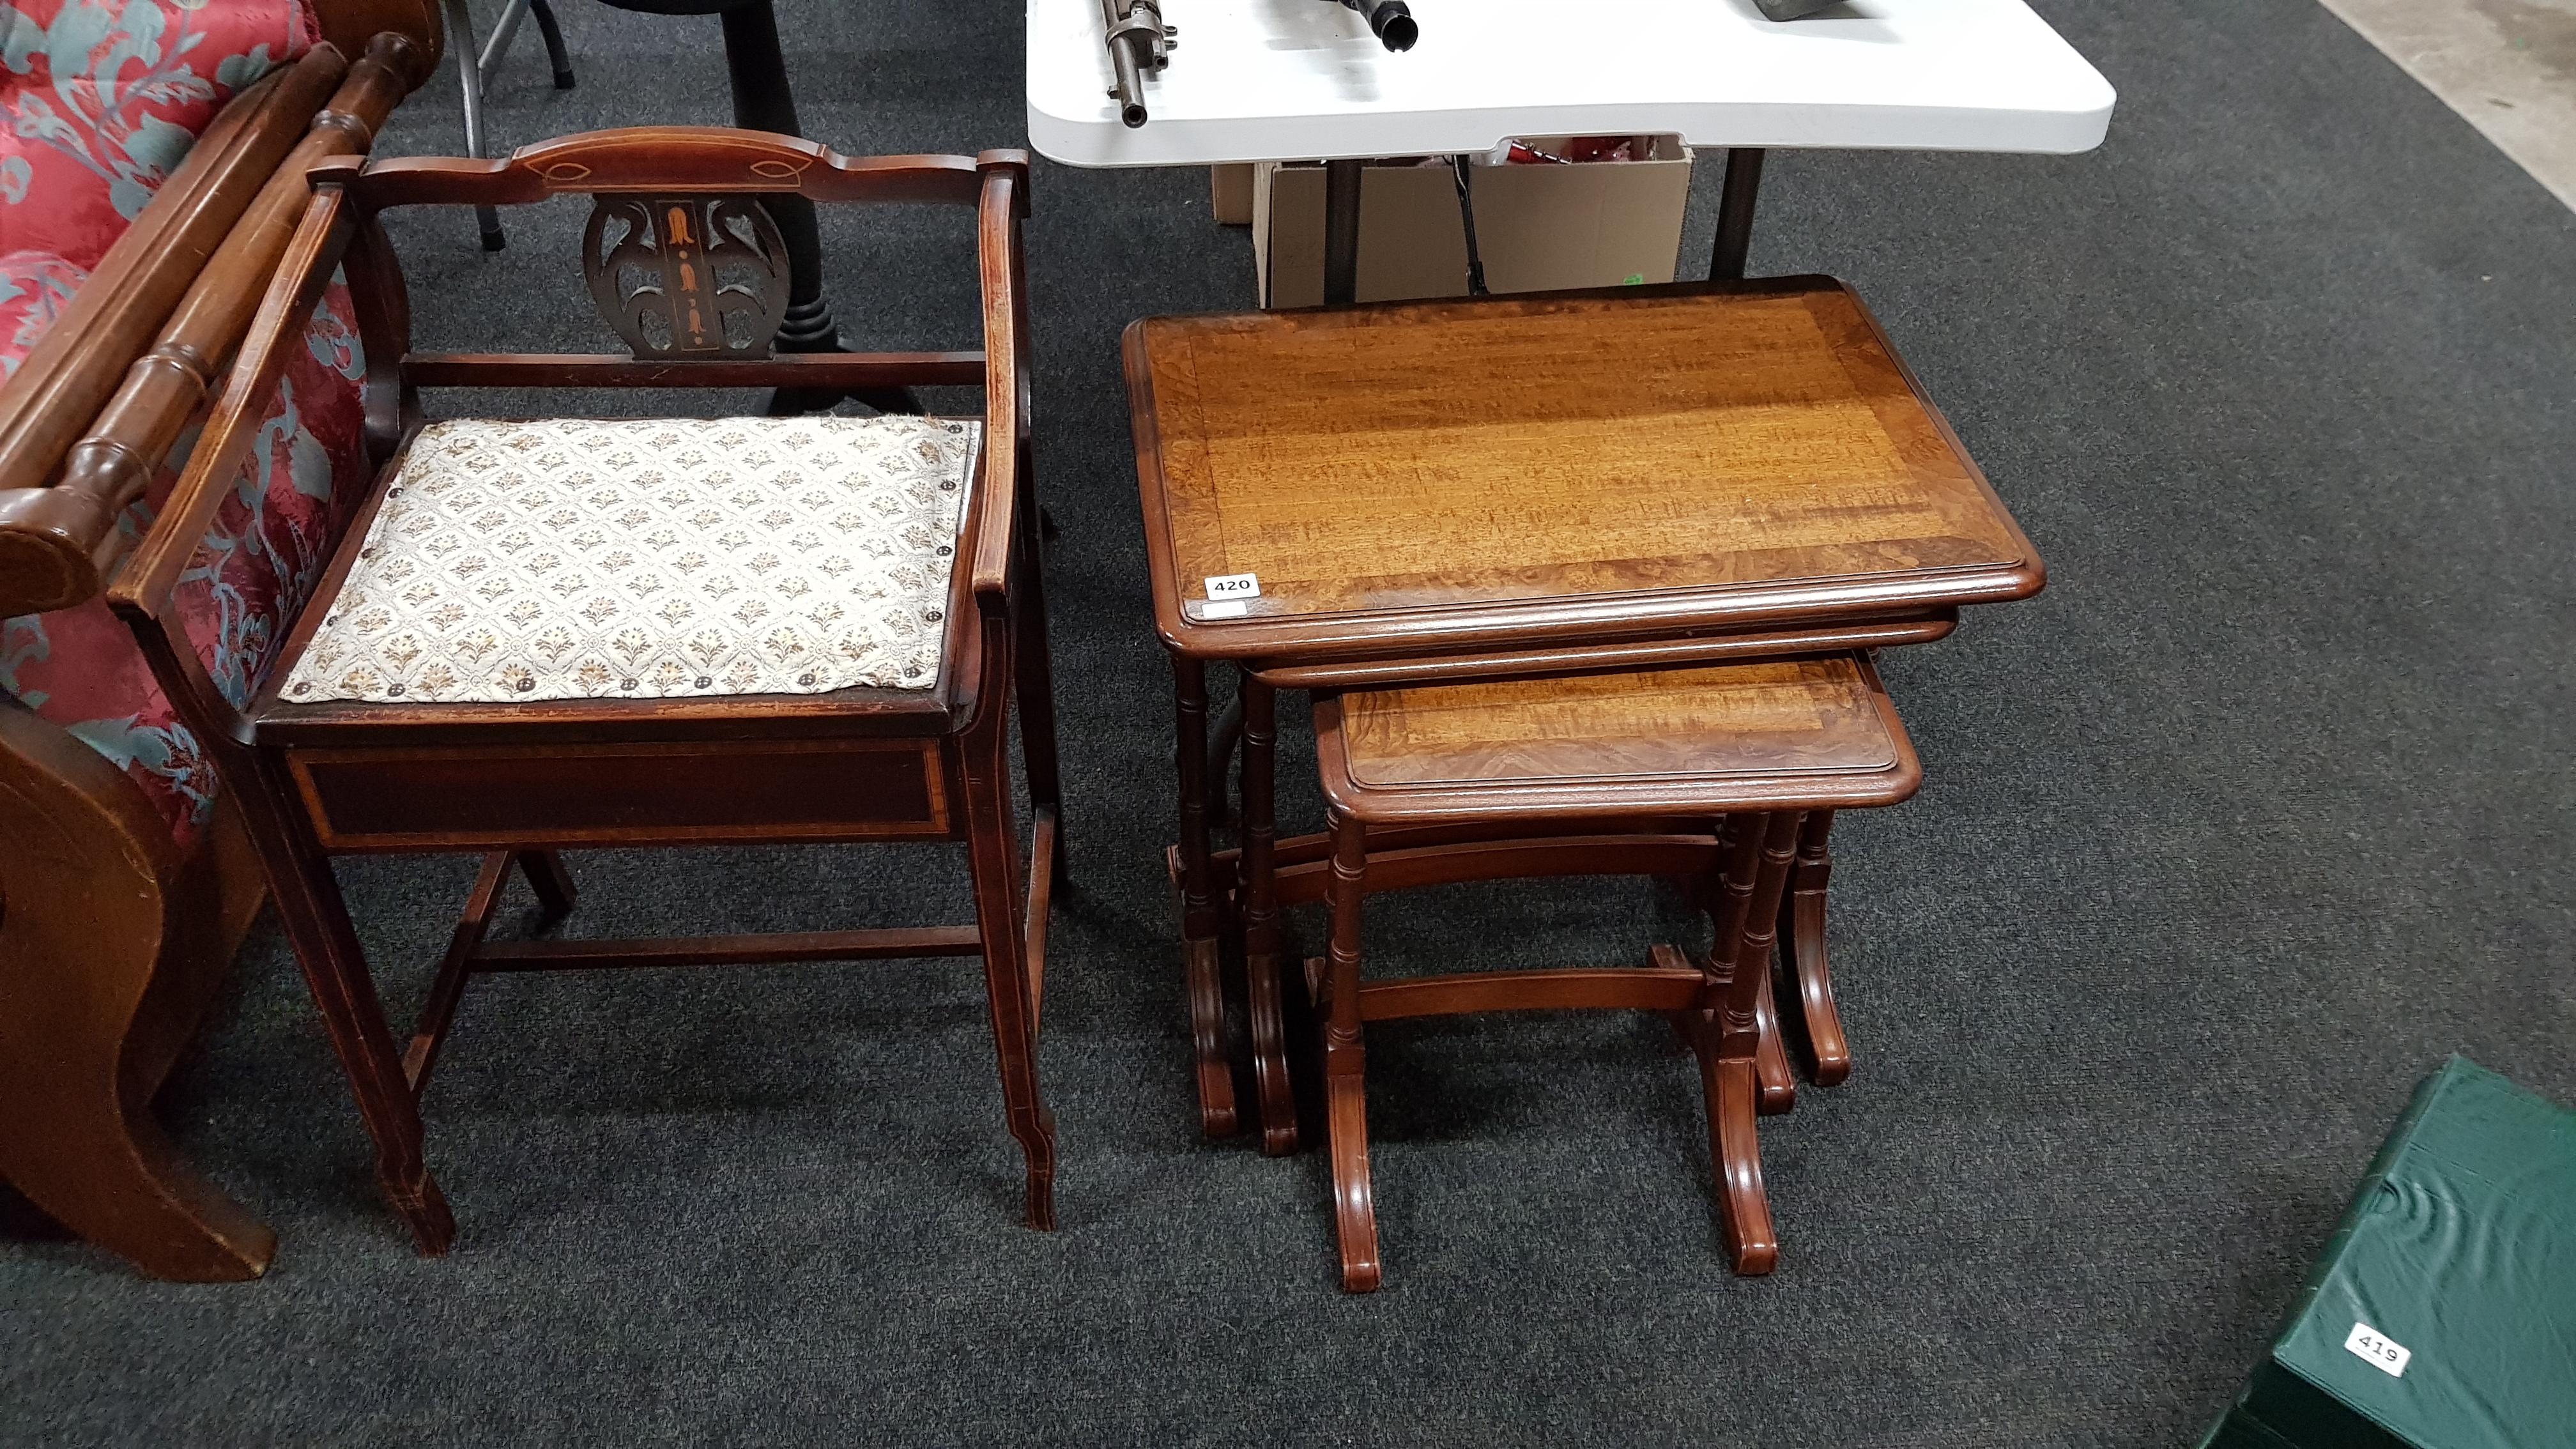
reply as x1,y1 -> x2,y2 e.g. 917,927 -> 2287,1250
441,0 -> 506,250
475,0 -> 533,89
528,0 -> 577,89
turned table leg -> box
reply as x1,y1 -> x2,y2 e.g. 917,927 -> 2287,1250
711,0 -> 916,416
1696,811 -> 1803,1275
1239,675 -> 1299,1154
1170,654 -> 1238,1137
1321,811 -> 1382,1291
1779,808 -> 1851,1086
1752,947 -> 1797,1115
1701,816 -> 1796,1113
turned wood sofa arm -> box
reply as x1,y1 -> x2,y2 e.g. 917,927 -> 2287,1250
0,29 -> 433,620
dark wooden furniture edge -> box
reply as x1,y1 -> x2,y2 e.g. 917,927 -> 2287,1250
1248,612 -> 1957,689
0,31 -> 429,619
0,20 -> 434,1282
1309,654 -> 1924,826
0,702 -> 275,1280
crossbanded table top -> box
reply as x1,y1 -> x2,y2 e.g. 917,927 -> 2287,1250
1128,279 -> 2041,661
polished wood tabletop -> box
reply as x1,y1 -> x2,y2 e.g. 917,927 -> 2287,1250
1332,657 -> 1910,798
1127,277 -> 2043,662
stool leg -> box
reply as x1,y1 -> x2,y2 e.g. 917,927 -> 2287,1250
1172,656 -> 1238,1137
240,756 -> 454,1255
1241,675 -> 1300,1155
1323,813 -> 1382,1292
516,850 -> 578,923
1012,456 -> 1068,885
963,707 -> 1056,1230
1779,809 -> 1851,1086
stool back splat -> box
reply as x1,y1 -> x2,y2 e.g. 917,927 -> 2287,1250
102,128 -> 1062,1255
583,194 -> 793,358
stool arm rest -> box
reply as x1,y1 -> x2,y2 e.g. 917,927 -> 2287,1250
970,163 -> 1032,611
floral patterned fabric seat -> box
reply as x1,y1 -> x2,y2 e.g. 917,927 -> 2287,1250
281,416 -> 979,705
1,0 -> 370,849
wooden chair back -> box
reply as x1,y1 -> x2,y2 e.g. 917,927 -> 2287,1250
108,128 -> 1034,755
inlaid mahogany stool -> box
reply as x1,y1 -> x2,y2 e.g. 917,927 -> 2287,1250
1303,654 -> 1920,1292
1125,279 -> 2045,1151
101,131 -> 1062,1254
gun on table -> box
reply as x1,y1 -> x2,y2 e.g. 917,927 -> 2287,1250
1103,0 -> 1418,128
1100,0 -> 1173,128
1342,0 -> 1417,50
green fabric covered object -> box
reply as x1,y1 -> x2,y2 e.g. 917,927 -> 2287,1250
2205,1055 -> 2576,1448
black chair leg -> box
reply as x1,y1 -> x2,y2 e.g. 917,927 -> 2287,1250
531,0 -> 577,89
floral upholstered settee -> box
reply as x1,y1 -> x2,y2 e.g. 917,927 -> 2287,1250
1,0 -> 369,850
0,0 -> 434,1283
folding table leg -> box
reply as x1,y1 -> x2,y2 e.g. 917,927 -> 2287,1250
439,0 -> 505,250
1711,147 -> 1767,281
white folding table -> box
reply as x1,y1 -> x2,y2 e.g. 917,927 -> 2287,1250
1027,0 -> 2116,299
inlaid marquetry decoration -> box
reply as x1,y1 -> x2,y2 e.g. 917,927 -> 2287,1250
583,195 -> 792,359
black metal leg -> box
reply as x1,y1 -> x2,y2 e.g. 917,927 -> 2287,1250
530,0 -> 577,89
717,0 -> 915,414
1711,147 -> 1766,282
1324,157 -> 1365,306
442,0 -> 507,250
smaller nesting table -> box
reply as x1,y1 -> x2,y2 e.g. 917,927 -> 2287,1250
1308,653 -> 1920,1289
1126,277 -> 2046,1151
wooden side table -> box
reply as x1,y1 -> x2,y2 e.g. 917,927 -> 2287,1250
1307,653 -> 1923,1289
1126,277 -> 2045,1151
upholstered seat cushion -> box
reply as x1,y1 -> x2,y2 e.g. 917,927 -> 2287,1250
279,415 -> 981,706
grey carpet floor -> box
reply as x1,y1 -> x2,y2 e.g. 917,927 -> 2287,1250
7,1 -> 2575,1443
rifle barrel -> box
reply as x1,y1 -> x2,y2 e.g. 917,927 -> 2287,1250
1100,0 -> 1153,126
1347,0 -> 1417,51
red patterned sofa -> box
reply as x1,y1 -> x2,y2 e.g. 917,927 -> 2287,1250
0,0 -> 433,1280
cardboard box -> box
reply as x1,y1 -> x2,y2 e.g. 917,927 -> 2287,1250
1253,136 -> 1692,309
1211,164 -> 1255,226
